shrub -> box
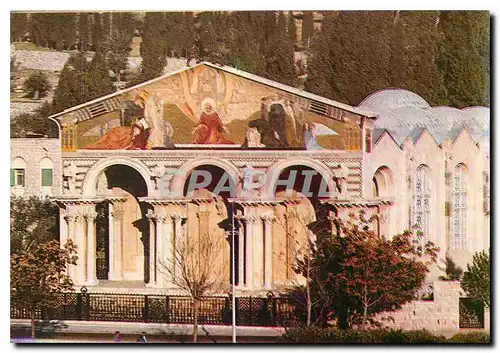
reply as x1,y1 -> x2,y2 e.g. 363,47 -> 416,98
280,327 -> 446,344
23,71 -> 51,98
448,331 -> 490,344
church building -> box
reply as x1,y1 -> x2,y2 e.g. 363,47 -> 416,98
11,62 -> 490,331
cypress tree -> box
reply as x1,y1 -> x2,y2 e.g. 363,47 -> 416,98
139,12 -> 167,81
438,11 -> 489,107
104,12 -> 136,82
87,50 -> 114,100
306,11 -> 393,105
260,12 -> 296,87
92,12 -> 104,52
390,11 -> 446,106
52,52 -> 89,113
301,11 -> 315,48
78,13 -> 90,51
11,12 -> 28,42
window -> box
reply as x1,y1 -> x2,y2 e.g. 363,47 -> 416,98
40,157 -> 54,187
62,125 -> 76,151
11,169 -> 25,187
413,165 -> 431,241
41,169 -> 53,186
11,157 -> 26,188
451,164 -> 467,250
365,129 -> 372,153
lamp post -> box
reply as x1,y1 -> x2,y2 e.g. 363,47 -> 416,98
231,199 -> 236,343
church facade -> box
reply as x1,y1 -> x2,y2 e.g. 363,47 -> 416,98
11,62 -> 490,330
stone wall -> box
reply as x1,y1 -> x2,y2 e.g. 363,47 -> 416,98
10,101 -> 44,118
10,138 -> 62,198
374,281 -> 490,333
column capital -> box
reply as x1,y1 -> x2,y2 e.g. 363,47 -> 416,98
111,209 -> 125,220
196,211 -> 211,219
171,213 -> 185,221
157,215 -> 170,224
64,213 -> 79,224
84,211 -> 98,222
244,215 -> 257,224
261,214 -> 276,223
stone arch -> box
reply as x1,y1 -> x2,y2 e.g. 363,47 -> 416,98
170,157 -> 241,197
262,158 -> 336,200
82,157 -> 154,197
371,165 -> 394,198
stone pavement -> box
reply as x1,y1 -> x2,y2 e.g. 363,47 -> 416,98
11,319 -> 285,342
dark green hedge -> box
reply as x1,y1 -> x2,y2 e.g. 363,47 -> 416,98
279,326 -> 490,344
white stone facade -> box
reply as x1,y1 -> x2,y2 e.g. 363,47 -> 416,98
10,138 -> 62,198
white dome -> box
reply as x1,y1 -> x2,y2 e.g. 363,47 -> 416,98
358,89 -> 431,111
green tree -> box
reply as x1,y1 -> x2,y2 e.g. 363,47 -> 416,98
438,11 -> 489,107
139,12 -> 168,82
299,211 -> 439,329
260,12 -> 297,87
91,12 -> 104,53
11,103 -> 58,138
52,52 -> 89,113
29,13 -> 76,50
301,11 -> 315,48
78,13 -> 90,51
104,13 -> 136,82
461,250 -> 490,308
23,71 -> 51,99
86,50 -> 114,100
11,239 -> 77,338
306,11 -> 394,105
10,196 -> 58,255
11,12 -> 28,42
438,255 -> 463,281
390,11 -> 447,106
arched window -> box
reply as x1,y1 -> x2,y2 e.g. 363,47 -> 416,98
413,165 -> 432,241
40,157 -> 54,187
372,166 -> 394,198
451,164 -> 467,250
11,157 -> 26,187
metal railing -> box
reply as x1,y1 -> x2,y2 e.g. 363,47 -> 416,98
10,290 -> 302,327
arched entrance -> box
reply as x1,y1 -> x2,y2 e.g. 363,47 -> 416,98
271,165 -> 332,286
180,164 -> 237,286
95,164 -> 149,283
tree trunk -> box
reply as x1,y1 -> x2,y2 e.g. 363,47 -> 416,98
193,298 -> 199,343
361,283 -> 368,331
30,305 -> 36,339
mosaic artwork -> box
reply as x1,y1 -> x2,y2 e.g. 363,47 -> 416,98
69,65 -> 358,151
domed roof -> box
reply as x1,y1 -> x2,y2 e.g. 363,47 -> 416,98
358,88 -> 431,111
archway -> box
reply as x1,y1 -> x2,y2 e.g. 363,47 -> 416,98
271,165 -> 332,286
371,166 -> 394,198
95,164 -> 149,283
180,164 -> 237,286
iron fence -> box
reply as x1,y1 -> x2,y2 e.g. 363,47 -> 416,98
11,291 -> 303,327
459,298 -> 485,329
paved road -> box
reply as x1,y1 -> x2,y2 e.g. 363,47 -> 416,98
11,331 -> 279,344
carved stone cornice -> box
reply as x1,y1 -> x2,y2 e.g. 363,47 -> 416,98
320,198 -> 394,207
138,198 -> 189,206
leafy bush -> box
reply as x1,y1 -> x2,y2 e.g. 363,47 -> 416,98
448,331 -> 490,344
383,329 -> 446,343
279,327 -> 485,344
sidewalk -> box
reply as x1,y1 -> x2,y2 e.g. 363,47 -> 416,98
11,319 -> 285,339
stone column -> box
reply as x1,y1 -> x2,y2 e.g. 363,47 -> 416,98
237,218 -> 245,287
75,211 -> 87,285
253,216 -> 264,289
172,213 -> 183,279
162,215 -> 174,286
244,216 -> 256,289
85,211 -> 98,285
63,212 -> 78,281
262,215 -> 274,289
109,202 -> 125,281
156,215 -> 168,287
146,212 -> 157,286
